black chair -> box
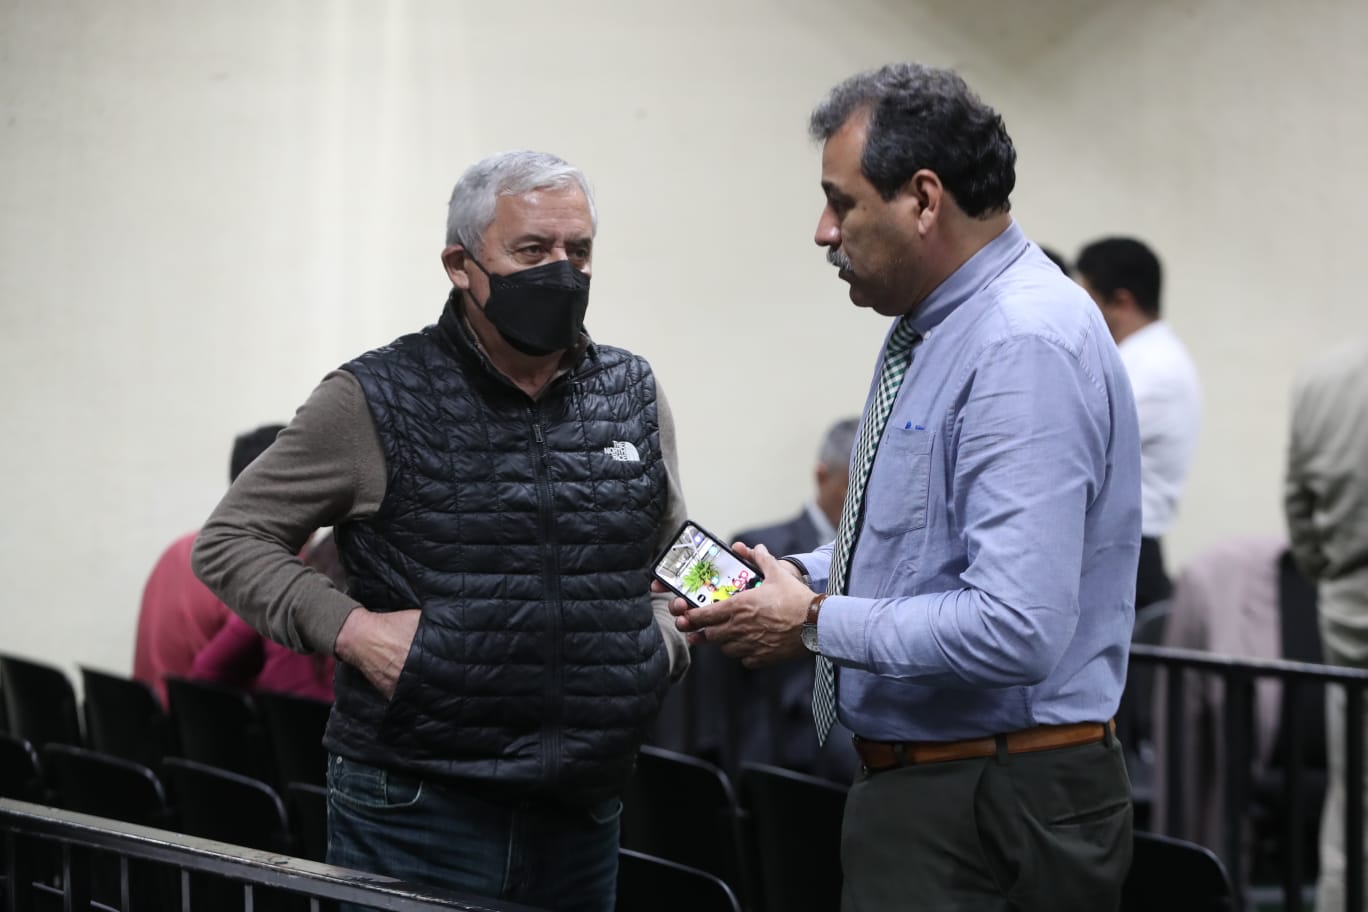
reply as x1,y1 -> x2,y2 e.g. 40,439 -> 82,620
42,743 -> 171,828
41,744 -> 179,908
162,757 -> 305,911
286,781 -> 329,863
164,676 -> 272,782
1122,830 -> 1236,912
0,732 -> 44,802
0,654 -> 82,750
739,762 -> 846,912
80,666 -> 172,772
161,756 -> 293,853
617,849 -> 742,912
620,746 -> 747,901
255,690 -> 331,791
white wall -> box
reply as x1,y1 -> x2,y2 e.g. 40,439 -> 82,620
1,0 -> 1364,680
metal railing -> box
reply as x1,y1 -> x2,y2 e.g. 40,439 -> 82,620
1130,644 -> 1368,912
0,799 -> 537,911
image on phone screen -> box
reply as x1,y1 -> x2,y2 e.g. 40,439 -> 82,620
654,521 -> 762,605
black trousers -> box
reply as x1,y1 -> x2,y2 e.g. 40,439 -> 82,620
840,731 -> 1133,911
1136,536 -> 1173,609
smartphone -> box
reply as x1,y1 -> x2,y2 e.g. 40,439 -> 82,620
653,520 -> 763,606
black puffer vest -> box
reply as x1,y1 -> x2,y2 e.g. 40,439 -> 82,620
325,301 -> 670,805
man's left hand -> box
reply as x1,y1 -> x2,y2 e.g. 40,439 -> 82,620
662,544 -> 814,668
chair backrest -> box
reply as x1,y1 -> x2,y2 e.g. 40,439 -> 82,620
80,666 -> 172,772
254,690 -> 331,792
738,762 -> 846,912
42,743 -> 171,829
620,746 -> 746,898
161,756 -> 293,855
0,732 -> 45,802
164,676 -> 272,782
41,744 -> 181,908
285,781 -> 329,863
1123,830 -> 1236,911
617,849 -> 742,912
0,654 -> 82,749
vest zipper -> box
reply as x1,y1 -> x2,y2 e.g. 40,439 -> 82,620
528,405 -> 563,786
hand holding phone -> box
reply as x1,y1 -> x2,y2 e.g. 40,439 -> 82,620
653,520 -> 763,606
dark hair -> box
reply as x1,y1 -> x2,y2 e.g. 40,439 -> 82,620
1040,246 -> 1071,276
809,63 -> 1016,217
1075,237 -> 1162,318
230,424 -> 285,482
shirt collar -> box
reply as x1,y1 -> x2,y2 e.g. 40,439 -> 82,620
908,219 -> 1029,337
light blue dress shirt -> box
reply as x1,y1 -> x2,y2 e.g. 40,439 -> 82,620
793,221 -> 1142,742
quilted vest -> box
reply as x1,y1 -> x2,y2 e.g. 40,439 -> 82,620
325,306 -> 670,805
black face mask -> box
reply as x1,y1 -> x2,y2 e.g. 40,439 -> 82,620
465,254 -> 590,357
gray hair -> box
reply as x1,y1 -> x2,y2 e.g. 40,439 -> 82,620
445,150 -> 598,254
818,417 -> 860,471
809,63 -> 1016,217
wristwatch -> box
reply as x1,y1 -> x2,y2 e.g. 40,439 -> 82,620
801,594 -> 828,653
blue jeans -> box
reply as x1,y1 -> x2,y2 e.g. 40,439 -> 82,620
326,754 -> 621,912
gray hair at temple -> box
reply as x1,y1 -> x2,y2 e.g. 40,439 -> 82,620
818,417 -> 860,471
445,150 -> 598,255
809,63 -> 1016,218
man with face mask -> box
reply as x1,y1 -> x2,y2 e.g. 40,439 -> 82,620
192,150 -> 689,911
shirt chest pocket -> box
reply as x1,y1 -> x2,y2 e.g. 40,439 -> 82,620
863,428 -> 935,535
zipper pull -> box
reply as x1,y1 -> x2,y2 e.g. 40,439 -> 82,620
533,423 -> 544,444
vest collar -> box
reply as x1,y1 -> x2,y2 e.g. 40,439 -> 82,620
436,289 -> 597,391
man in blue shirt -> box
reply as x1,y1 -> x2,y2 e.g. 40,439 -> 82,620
667,63 -> 1142,910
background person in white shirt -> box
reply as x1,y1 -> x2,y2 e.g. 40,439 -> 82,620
1077,237 -> 1202,609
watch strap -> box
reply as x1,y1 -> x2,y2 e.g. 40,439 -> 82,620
779,556 -> 812,587
805,593 -> 828,627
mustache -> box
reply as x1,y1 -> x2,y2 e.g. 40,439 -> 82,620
827,248 -> 852,273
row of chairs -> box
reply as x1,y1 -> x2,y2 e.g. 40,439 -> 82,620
4,734 -> 750,912
621,746 -> 844,912
0,653 -> 331,796
1,733 -> 328,910
3,653 -> 1234,911
2,737 -> 328,858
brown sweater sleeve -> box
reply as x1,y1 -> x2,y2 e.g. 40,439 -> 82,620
191,370 -> 387,655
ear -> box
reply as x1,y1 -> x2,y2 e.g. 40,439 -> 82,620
815,462 -> 830,487
896,169 -> 943,236
1106,288 -> 1140,313
441,245 -> 471,290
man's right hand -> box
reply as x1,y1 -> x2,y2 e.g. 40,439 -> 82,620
333,607 -> 420,698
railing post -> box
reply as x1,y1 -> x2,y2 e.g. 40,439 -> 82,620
1283,677 -> 1307,912
1224,670 -> 1253,912
1346,683 -> 1364,912
1164,661 -> 1185,835
59,841 -> 92,912
4,829 -> 39,912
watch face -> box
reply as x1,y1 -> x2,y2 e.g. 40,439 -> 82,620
801,624 -> 820,653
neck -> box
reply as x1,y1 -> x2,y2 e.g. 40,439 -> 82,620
1111,312 -> 1156,345
908,212 -> 1012,311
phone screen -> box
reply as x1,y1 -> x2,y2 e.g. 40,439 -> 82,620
654,521 -> 762,606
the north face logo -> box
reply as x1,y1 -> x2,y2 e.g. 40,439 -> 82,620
603,441 -> 640,462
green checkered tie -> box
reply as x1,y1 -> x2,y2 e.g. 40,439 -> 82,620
813,317 -> 921,744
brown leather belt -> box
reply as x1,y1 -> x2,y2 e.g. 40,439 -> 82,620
852,719 -> 1114,772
